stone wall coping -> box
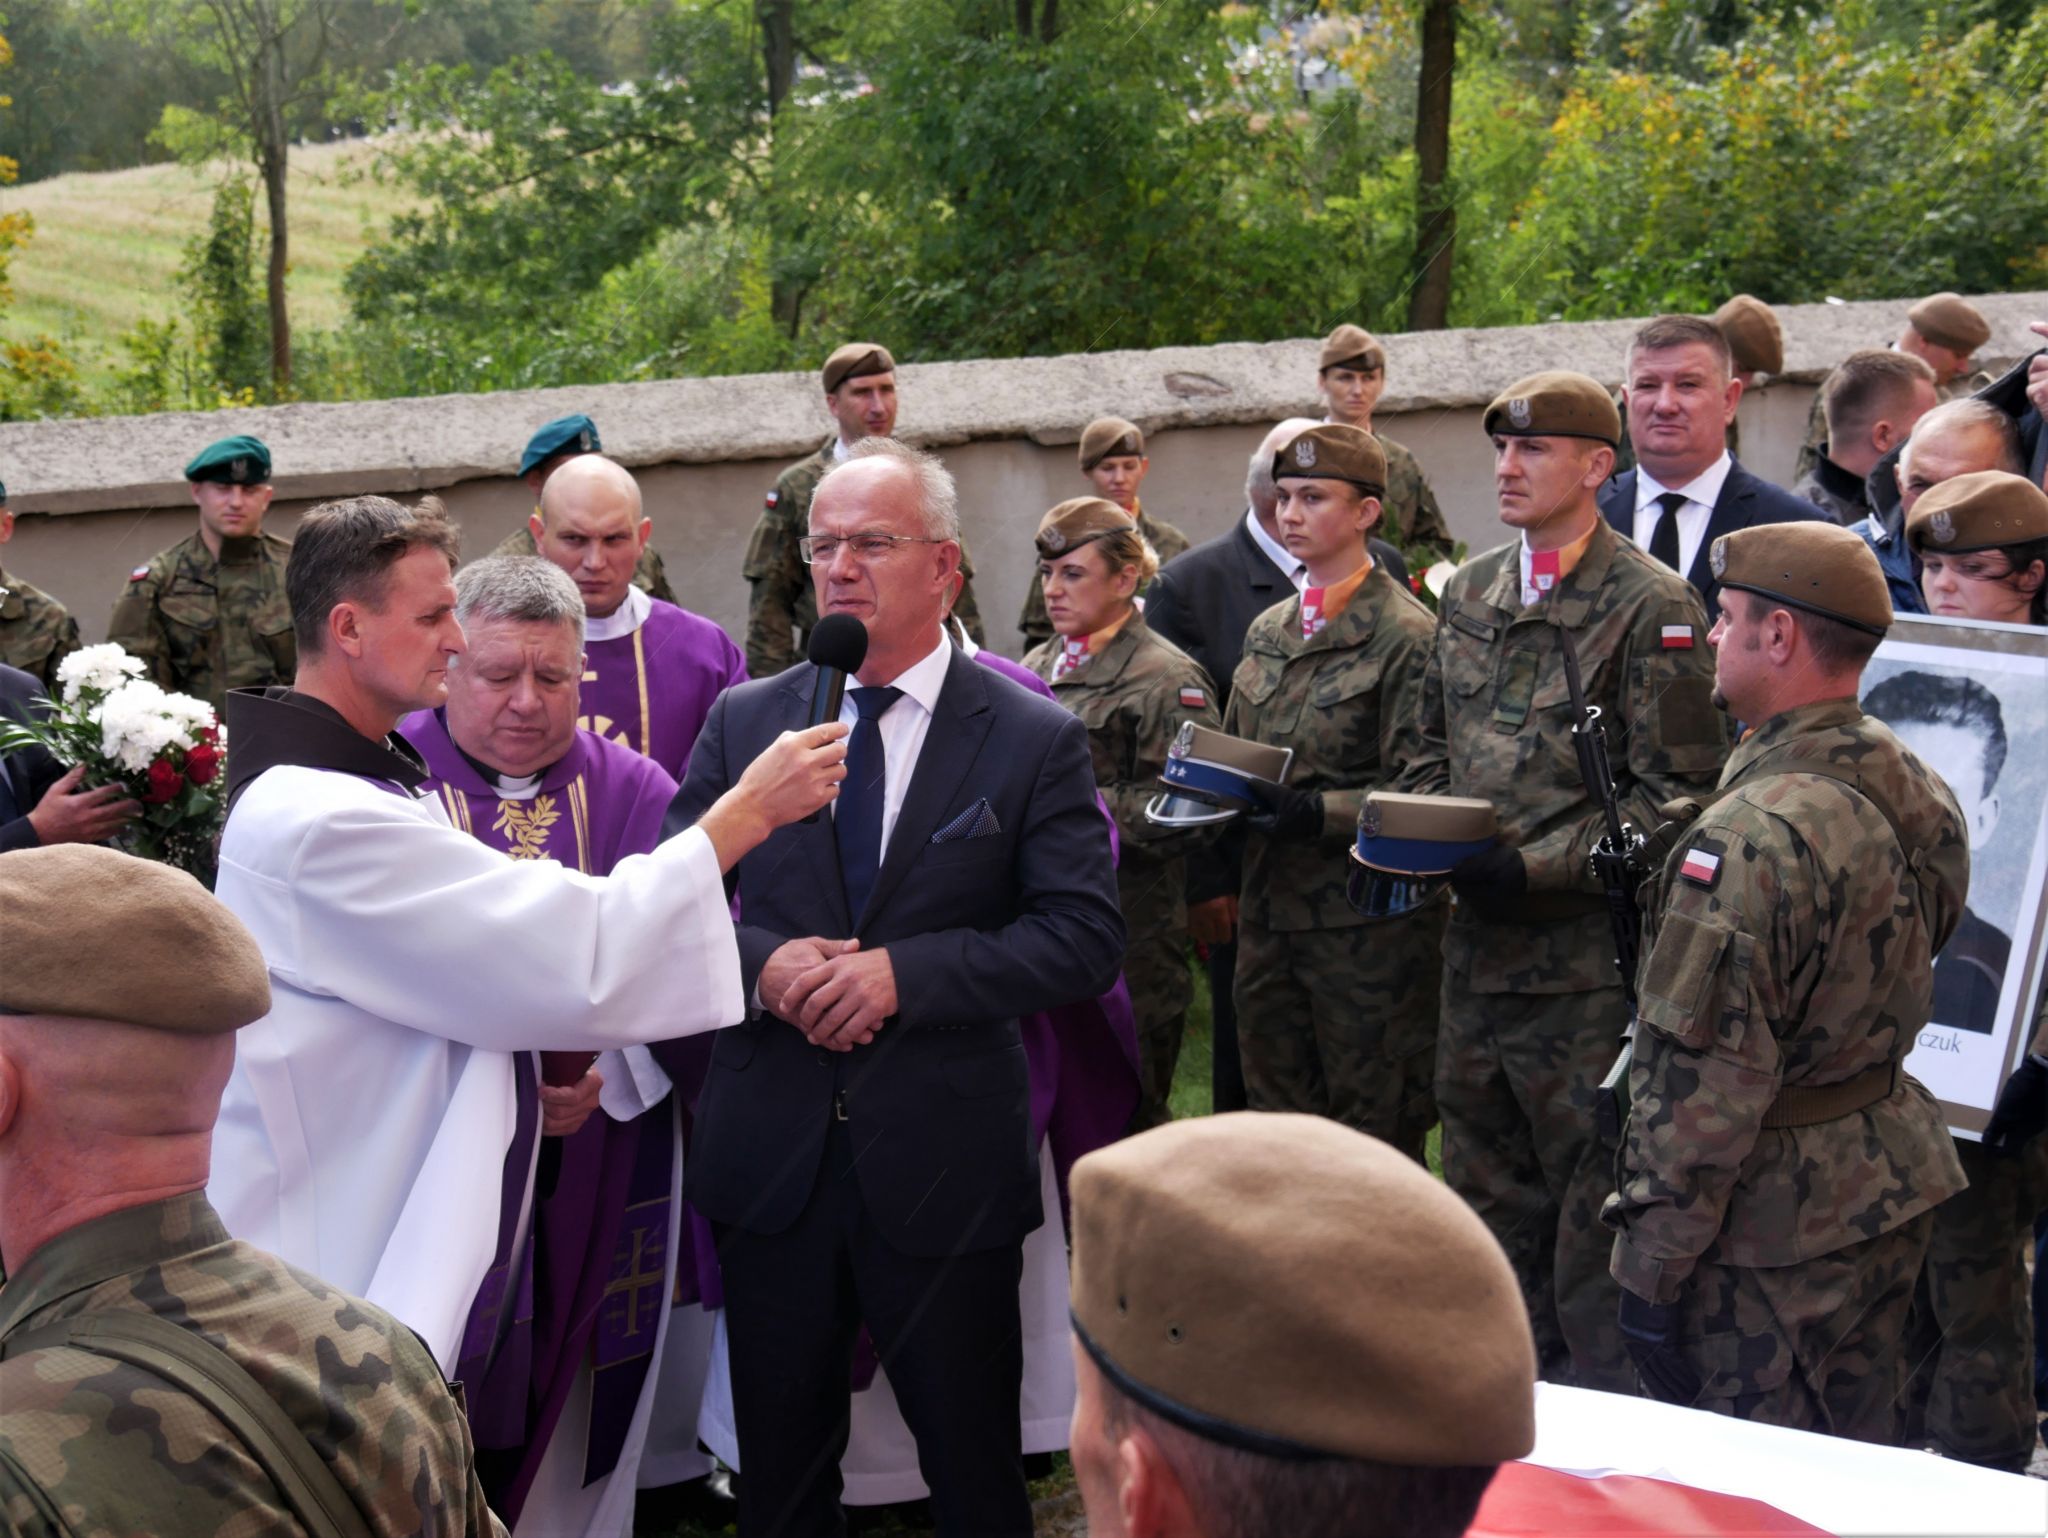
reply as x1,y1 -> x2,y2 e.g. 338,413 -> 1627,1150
4,291 -> 2041,517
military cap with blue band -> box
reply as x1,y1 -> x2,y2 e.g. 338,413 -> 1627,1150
1146,723 -> 1292,829
1347,791 -> 1497,921
519,414 -> 602,476
184,434 -> 272,486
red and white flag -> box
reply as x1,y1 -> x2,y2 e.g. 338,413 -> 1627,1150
1679,847 -> 1721,886
1301,588 -> 1326,639
1661,624 -> 1695,649
1052,637 -> 1090,682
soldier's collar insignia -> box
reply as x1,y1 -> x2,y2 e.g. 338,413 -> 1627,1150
1294,438 -> 1317,469
1507,397 -> 1532,429
1929,508 -> 1955,545
1709,537 -> 1729,578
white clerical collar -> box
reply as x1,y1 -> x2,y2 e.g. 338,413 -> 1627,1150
494,769 -> 545,802
583,582 -> 651,642
866,631 -> 953,719
1635,450 -> 1733,514
1244,507 -> 1308,588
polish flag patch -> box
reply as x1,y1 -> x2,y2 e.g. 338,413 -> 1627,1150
764,490 -> 780,508
129,565 -> 150,582
1679,847 -> 1722,886
1179,686 -> 1208,710
1661,624 -> 1695,649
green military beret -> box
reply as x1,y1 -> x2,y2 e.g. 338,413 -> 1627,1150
1272,423 -> 1385,495
1713,295 -> 1783,377
822,342 -> 896,396
1079,416 -> 1145,471
184,434 -> 272,486
0,845 -> 270,1032
1036,496 -> 1136,560
520,414 -> 600,476
1070,1113 -> 1537,1464
1907,293 -> 1991,356
1318,323 -> 1384,375
1485,370 -> 1622,446
1709,521 -> 1893,636
1907,470 -> 2048,555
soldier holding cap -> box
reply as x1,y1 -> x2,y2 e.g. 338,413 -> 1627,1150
1404,369 -> 1726,1392
1796,291 -> 1995,484
1314,323 -> 1453,561
106,434 -> 295,710
1066,1113 -> 1536,1537
1907,468 -> 2048,626
0,845 -> 505,1537
1025,496 -> 1219,1132
1603,522 -> 1968,1442
743,342 -> 983,676
1016,417 -> 1189,652
488,413 -> 679,604
1220,423 -> 1442,1154
0,476 -> 81,695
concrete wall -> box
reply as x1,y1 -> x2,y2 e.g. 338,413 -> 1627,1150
4,292 -> 2041,658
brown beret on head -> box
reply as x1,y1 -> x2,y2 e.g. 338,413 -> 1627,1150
1036,496 -> 1136,560
1908,293 -> 1991,356
821,342 -> 897,395
1484,369 -> 1622,447
1272,423 -> 1385,494
1907,469 -> 2048,555
0,845 -> 270,1032
1071,1113 -> 1536,1465
1713,295 -> 1783,376
1318,323 -> 1384,375
1078,417 -> 1146,471
1709,521 -> 1893,636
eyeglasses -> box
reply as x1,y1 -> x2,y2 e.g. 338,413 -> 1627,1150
798,533 -> 948,564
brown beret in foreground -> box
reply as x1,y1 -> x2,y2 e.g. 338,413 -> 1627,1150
1713,295 -> 1784,376
1036,496 -> 1137,559
1069,1112 -> 1537,1465
1318,322 -> 1383,374
1709,521 -> 1893,636
1907,292 -> 1991,356
1484,369 -> 1623,447
1078,416 -> 1145,471
1272,423 -> 1386,493
0,845 -> 270,1032
821,342 -> 896,395
1907,469 -> 2048,554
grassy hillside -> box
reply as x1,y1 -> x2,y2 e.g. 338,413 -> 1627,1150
2,139 -> 414,386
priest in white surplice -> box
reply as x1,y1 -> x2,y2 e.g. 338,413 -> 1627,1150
208,494 -> 847,1370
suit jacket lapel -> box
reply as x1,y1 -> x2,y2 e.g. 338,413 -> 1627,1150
1692,465 -> 1750,590
1233,517 -> 1284,600
858,649 -> 993,933
784,669 -> 855,935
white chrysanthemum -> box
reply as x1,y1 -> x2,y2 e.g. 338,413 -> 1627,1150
159,691 -> 218,736
56,643 -> 146,704
97,680 -> 187,772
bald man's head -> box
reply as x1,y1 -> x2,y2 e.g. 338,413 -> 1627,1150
530,454 -> 652,620
1897,400 -> 2025,518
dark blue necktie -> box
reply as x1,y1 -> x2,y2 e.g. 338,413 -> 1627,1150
837,685 -> 903,922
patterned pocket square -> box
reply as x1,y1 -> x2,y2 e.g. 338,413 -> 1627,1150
931,798 -> 1003,844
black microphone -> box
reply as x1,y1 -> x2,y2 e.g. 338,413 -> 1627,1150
806,612 -> 869,728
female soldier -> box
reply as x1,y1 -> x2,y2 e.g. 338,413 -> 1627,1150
1024,497 -> 1220,1131
1221,423 -> 1441,1157
1908,468 -> 2048,626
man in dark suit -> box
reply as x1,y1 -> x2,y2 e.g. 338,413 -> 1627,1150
670,438 -> 1125,1536
1599,314 -> 1821,609
1143,419 -> 1405,1114
0,662 -> 137,853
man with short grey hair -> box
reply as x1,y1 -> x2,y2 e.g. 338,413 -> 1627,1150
1851,397 -> 2027,614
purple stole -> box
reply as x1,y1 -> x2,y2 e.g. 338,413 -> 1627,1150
578,600 -> 748,781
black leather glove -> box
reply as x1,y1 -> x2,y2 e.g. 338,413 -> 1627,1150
1449,845 -> 1527,919
1617,1291 -> 1702,1406
1246,786 -> 1324,844
1983,1056 -> 2048,1156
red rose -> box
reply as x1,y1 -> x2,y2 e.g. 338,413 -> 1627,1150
1410,574 -> 1424,594
143,757 -> 184,805
197,724 -> 221,747
186,742 -> 222,786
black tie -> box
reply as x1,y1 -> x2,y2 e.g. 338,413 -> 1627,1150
1649,490 -> 1686,573
837,685 -> 903,922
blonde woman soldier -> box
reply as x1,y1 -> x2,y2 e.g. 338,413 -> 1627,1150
1025,498 -> 1221,1131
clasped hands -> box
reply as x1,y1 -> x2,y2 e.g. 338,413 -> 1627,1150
761,937 -> 897,1050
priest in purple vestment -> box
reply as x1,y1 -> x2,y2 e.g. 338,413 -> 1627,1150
528,454 -> 747,781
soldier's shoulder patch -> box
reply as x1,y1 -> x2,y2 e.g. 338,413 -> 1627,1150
765,489 -> 780,509
129,565 -> 151,582
1659,623 -> 1695,650
1678,844 -> 1723,887
1178,685 -> 1208,710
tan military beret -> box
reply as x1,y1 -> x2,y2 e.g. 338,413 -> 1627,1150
1713,295 -> 1783,376
1272,423 -> 1385,494
1071,1112 -> 1537,1464
1036,496 -> 1136,559
1908,293 -> 1991,356
0,845 -> 270,1032
821,342 -> 896,395
1710,521 -> 1893,636
1484,369 -> 1623,447
1318,323 -> 1384,375
1907,469 -> 2048,554
1079,417 -> 1146,471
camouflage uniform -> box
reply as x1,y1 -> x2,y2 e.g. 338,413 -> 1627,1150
488,522 -> 678,605
1222,564 -> 1442,1158
1017,504 -> 1189,654
1377,435 -> 1454,562
1025,610 -> 1219,1131
106,530 -> 295,711
1605,698 -> 1971,1443
0,1191 -> 504,1538
744,436 -> 984,677
1402,518 -> 1727,1391
0,564 -> 81,696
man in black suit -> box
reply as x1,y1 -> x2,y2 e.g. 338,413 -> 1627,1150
1599,313 -> 1821,608
670,438 -> 1125,1536
1143,419 -> 1405,1113
0,662 -> 137,853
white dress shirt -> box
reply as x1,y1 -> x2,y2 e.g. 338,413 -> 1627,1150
1244,508 -> 1309,591
834,630 -> 952,856
1633,451 -> 1733,580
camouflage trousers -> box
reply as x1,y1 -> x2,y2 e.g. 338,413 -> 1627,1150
1124,929 -> 1194,1133
1673,1212 -> 1933,1444
1902,1135 -> 2048,1471
1437,969 -> 1634,1392
1235,913 -> 1442,1164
